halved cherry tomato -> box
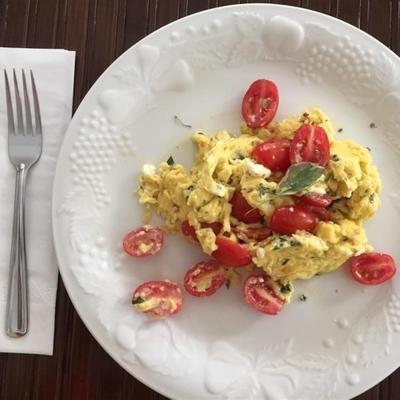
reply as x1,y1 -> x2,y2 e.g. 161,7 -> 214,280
231,191 -> 262,224
212,236 -> 252,267
289,124 -> 330,166
243,273 -> 284,315
270,205 -> 317,235
350,253 -> 396,285
123,226 -> 164,257
241,79 -> 279,128
233,225 -> 272,242
251,139 -> 291,172
181,220 -> 222,242
132,281 -> 183,319
303,205 -> 331,221
297,193 -> 333,208
184,260 -> 226,297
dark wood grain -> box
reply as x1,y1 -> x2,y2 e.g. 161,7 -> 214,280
0,0 -> 399,399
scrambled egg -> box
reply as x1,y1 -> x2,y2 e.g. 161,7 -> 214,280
137,108 -> 381,289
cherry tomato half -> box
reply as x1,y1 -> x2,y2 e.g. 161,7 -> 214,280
241,79 -> 279,128
251,139 -> 291,172
181,220 -> 223,242
231,191 -> 262,224
132,281 -> 183,319
243,273 -> 284,315
289,124 -> 330,166
212,236 -> 253,268
270,205 -> 317,235
184,260 -> 226,297
350,252 -> 396,285
123,226 -> 164,257
297,193 -> 333,208
233,225 -> 272,242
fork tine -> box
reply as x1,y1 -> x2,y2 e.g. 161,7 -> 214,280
22,70 -> 33,135
30,71 -> 42,135
4,70 -> 15,135
13,69 -> 24,135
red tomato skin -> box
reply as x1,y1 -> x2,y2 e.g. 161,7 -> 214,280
296,193 -> 333,208
350,253 -> 397,285
231,191 -> 262,224
241,79 -> 279,128
243,273 -> 284,315
232,225 -> 272,242
123,226 -> 164,257
184,260 -> 226,297
212,236 -> 253,268
270,205 -> 317,235
289,124 -> 330,167
303,205 -> 331,221
132,281 -> 183,319
181,220 -> 223,242
251,139 -> 291,172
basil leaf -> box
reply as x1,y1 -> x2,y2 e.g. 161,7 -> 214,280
166,156 -> 175,166
276,162 -> 325,196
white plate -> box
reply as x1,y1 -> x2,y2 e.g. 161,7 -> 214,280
52,4 -> 400,400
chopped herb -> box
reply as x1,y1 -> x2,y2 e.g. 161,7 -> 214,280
369,122 -> 377,129
222,231 -> 231,237
299,294 -> 307,302
303,112 -> 309,118
365,147 -> 371,152
332,154 -> 340,162
342,236 -> 349,242
369,193 -> 376,203
167,156 -> 175,166
273,236 -> 288,250
257,184 -> 274,196
338,128 -> 343,133
282,258 -> 289,266
225,279 -> 231,289
173,115 -> 192,128
289,239 -> 301,247
280,283 -> 292,294
186,185 -> 194,191
132,296 -> 145,305
235,152 -> 245,160
276,162 -> 325,196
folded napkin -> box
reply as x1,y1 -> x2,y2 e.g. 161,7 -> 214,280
0,48 -> 75,355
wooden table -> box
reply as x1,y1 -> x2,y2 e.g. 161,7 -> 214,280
0,0 -> 399,399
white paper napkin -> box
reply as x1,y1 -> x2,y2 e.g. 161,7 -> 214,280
0,48 -> 75,355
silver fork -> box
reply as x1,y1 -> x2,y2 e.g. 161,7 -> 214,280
4,70 -> 42,337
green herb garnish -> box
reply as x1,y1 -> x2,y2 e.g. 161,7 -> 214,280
282,258 -> 289,266
273,236 -> 288,250
280,282 -> 292,294
369,193 -> 376,203
235,152 -> 245,160
257,184 -> 274,196
222,231 -> 231,237
275,163 -> 325,196
332,154 -> 340,162
174,115 -> 192,128
338,128 -> 343,133
366,147 -> 371,152
167,156 -> 175,166
299,294 -> 307,302
132,296 -> 145,305
289,239 -> 301,247
370,122 -> 377,129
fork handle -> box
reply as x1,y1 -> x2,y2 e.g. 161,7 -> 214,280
6,164 -> 28,337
